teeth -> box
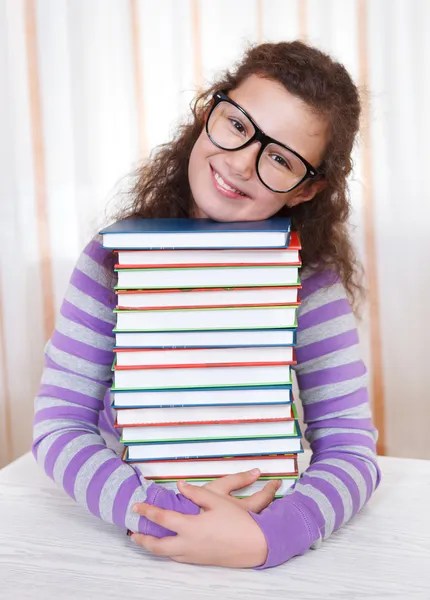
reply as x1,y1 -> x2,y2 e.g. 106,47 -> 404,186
214,171 -> 244,195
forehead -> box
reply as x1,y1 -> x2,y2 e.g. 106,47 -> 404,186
229,75 -> 329,164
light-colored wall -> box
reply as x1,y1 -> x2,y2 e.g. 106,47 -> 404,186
0,0 -> 429,468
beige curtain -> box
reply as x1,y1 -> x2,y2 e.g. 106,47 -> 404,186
1,0 -> 429,468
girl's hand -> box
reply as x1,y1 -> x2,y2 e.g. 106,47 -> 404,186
201,468 -> 281,513
131,482 -> 268,567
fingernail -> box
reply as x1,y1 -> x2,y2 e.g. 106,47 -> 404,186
180,480 -> 189,486
250,468 -> 260,475
276,480 -> 282,488
132,504 -> 138,513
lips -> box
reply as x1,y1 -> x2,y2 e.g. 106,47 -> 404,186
210,166 -> 249,200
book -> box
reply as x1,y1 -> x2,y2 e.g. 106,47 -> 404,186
100,217 -> 291,249
114,346 -> 295,367
113,362 -> 293,390
115,264 -> 300,289
116,285 -> 301,309
114,328 -> 297,348
120,418 -> 299,444
151,476 -> 298,498
114,305 -> 298,332
111,386 -> 293,408
115,231 -> 301,266
125,435 -> 302,461
115,402 -> 296,426
124,451 -> 299,478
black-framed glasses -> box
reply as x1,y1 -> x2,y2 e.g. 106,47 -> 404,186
206,91 -> 323,194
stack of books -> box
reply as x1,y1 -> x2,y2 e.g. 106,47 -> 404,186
100,218 -> 303,500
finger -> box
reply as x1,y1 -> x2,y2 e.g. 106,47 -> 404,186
132,502 -> 189,534
238,479 -> 282,513
177,480 -> 219,509
203,469 -> 261,495
131,533 -> 181,557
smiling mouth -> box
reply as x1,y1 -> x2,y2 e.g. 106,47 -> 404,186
210,167 -> 249,199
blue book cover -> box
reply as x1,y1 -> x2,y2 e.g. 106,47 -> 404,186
100,217 -> 292,250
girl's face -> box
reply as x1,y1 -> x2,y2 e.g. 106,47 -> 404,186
188,74 -> 329,222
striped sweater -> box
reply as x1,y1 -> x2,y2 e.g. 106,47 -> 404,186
32,239 -> 381,569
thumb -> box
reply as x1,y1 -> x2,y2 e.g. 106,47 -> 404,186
177,480 -> 217,510
239,479 -> 281,513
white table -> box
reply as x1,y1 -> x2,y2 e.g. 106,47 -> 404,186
1,452 -> 430,600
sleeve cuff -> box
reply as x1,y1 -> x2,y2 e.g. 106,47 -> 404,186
141,482 -> 200,538
249,496 -> 321,569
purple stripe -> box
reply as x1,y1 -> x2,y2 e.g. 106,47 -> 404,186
86,458 -> 121,517
306,417 -> 375,432
34,406 -> 99,426
112,475 -> 140,528
304,387 -> 368,421
310,463 -> 361,518
70,268 -> 115,309
61,299 -> 114,337
38,384 -> 104,410
299,299 -> 351,331
296,329 -> 359,363
51,329 -> 113,365
299,270 -> 340,301
44,431 -> 84,478
311,433 -> 376,454
300,471 -> 344,531
298,360 -> 366,390
62,444 -> 106,499
44,355 -> 111,386
84,239 -> 112,266
316,450 -> 380,497
103,390 -> 115,428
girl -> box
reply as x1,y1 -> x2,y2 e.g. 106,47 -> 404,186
32,41 -> 380,569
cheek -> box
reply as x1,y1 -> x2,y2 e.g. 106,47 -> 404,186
254,188 -> 288,215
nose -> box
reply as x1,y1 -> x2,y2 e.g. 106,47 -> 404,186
224,141 -> 260,180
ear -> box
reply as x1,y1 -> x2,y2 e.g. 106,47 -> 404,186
288,178 -> 326,207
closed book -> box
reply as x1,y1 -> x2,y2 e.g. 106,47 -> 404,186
114,346 -> 295,368
113,362 -> 293,390
115,265 -> 300,290
116,285 -> 300,309
111,386 -> 293,408
115,402 -> 295,426
123,451 -> 299,478
100,217 -> 291,249
114,305 -> 298,332
125,436 -> 302,461
152,476 -> 298,498
114,328 -> 297,349
120,418 -> 299,444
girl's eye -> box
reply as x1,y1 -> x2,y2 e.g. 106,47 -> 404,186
270,153 -> 291,170
229,118 -> 246,135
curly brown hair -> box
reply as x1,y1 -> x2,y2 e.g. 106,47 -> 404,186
112,41 -> 364,308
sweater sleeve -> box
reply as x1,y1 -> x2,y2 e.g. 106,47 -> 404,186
32,240 -> 199,537
250,269 -> 381,568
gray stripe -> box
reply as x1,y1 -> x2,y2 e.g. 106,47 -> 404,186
298,313 -> 356,347
306,427 -> 376,443
99,465 -> 139,524
73,447 -> 116,505
318,458 -> 368,510
47,343 -> 112,381
77,252 -> 112,287
299,373 -> 369,404
298,344 -> 361,374
313,402 -> 372,422
328,445 -> 377,459
126,485 -> 152,532
293,481 -> 336,538
306,470 -> 353,526
56,313 -> 114,351
52,433 -> 109,485
298,282 -> 345,315
66,283 -> 116,323
34,419 -> 98,443
42,368 -> 108,399
35,395 -> 102,411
